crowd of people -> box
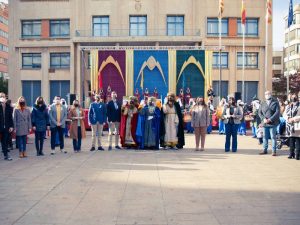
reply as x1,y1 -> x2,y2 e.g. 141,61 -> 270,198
0,88 -> 299,161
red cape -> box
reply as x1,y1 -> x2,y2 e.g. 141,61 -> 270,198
119,107 -> 138,147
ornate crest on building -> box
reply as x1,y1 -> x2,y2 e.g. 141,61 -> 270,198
135,0 -> 142,12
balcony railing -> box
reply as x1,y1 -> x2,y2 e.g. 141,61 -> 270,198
75,29 -> 201,38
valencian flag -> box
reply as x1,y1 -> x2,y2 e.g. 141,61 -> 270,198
266,0 -> 272,24
241,0 -> 246,25
288,0 -> 294,28
219,0 -> 224,18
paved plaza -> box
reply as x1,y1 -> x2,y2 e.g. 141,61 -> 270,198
0,131 -> 300,225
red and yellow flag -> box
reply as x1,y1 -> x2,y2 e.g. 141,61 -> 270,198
266,0 -> 272,24
241,0 -> 246,25
219,0 -> 224,18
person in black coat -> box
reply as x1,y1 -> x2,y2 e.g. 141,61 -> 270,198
0,92 -> 13,161
31,96 -> 50,156
160,93 -> 185,149
106,91 -> 122,150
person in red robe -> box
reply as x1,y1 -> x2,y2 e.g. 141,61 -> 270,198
185,87 -> 192,109
105,85 -> 112,103
134,88 -> 140,102
143,88 -> 149,100
178,88 -> 185,106
99,88 -> 105,101
153,87 -> 159,98
119,96 -> 139,149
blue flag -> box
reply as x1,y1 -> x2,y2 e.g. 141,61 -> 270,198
288,0 -> 294,28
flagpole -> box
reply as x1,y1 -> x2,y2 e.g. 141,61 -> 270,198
287,26 -> 290,97
265,8 -> 268,92
242,23 -> 245,102
219,15 -> 222,101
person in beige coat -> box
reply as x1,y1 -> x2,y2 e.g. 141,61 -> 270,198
191,97 -> 210,151
68,100 -> 86,152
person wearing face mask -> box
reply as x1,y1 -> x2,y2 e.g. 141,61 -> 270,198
222,97 -> 243,152
160,93 -> 185,149
88,95 -> 106,151
136,97 -> 161,150
0,92 -> 13,161
258,91 -> 280,156
13,97 -> 32,158
31,97 -> 49,156
68,100 -> 86,152
106,91 -> 122,150
191,97 -> 210,151
49,96 -> 68,155
284,93 -> 300,160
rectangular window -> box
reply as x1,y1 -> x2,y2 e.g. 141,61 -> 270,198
22,81 -> 41,107
50,53 -> 70,69
0,16 -> 8,25
50,19 -> 70,37
130,16 -> 147,36
0,44 -> 8,52
0,57 -> 8,65
93,16 -> 109,37
21,20 -> 41,38
272,57 -> 282,65
0,29 -> 8,38
22,53 -> 41,69
50,81 -> 70,104
212,81 -> 229,98
237,81 -> 258,104
207,18 -> 228,36
167,16 -> 184,36
237,52 -> 259,69
88,53 -> 91,69
213,52 -> 229,68
237,18 -> 259,37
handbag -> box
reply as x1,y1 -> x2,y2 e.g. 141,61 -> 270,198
183,113 -> 191,123
244,115 -> 254,122
216,106 -> 223,119
294,116 -> 300,131
294,122 -> 300,131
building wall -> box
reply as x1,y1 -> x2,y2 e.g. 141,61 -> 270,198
9,0 -> 272,104
0,3 -> 8,79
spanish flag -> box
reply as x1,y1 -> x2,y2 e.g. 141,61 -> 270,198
266,0 -> 272,24
241,0 -> 246,25
219,0 -> 224,18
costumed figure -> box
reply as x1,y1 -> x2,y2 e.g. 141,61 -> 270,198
134,88 -> 140,102
120,96 -> 139,148
106,85 -> 112,102
99,88 -> 105,101
143,88 -> 150,100
184,87 -> 192,109
178,88 -> 185,106
153,88 -> 159,99
160,93 -> 185,149
136,97 -> 161,150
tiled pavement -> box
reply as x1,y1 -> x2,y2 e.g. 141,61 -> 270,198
0,131 -> 299,225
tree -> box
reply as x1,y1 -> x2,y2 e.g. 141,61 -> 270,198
273,72 -> 300,100
0,77 -> 8,94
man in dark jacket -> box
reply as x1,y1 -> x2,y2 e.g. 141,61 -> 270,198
106,91 -> 121,150
0,92 -> 13,161
258,91 -> 280,156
